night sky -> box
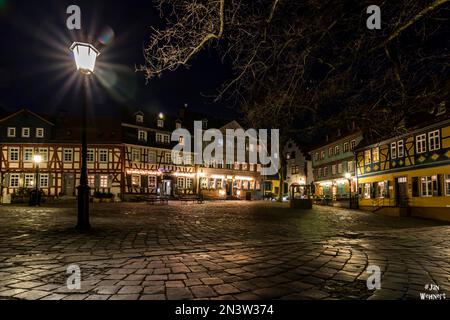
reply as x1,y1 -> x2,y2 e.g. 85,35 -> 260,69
0,0 -> 235,120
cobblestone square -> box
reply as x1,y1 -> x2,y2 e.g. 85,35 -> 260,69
0,201 -> 449,300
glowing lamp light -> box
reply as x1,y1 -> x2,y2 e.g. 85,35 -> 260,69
70,42 -> 100,74
344,173 -> 352,180
33,154 -> 42,164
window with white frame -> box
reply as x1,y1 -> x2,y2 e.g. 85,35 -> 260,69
165,152 -> 172,164
177,177 -> 185,189
343,142 -> 349,153
242,163 -> 248,171
156,133 -> 163,143
163,134 -> 170,144
320,151 -> 325,160
249,163 -> 255,172
445,175 -> 450,196
132,175 -> 140,187
24,148 -> 34,162
364,150 -> 371,165
421,176 -> 433,197
36,128 -> 44,138
99,149 -> 108,163
391,142 -> 397,159
136,114 -> 144,123
377,181 -> 387,198
186,178 -> 193,189
63,149 -> 73,163
157,119 -> 164,128
428,130 -> 440,151
332,165 -> 337,175
350,140 -> 356,151
131,149 -> 140,162
138,130 -> 147,142
234,162 -> 240,170
149,176 -> 157,188
40,174 -> 49,188
10,174 -> 20,188
100,175 -> 109,188
335,145 -> 340,155
9,148 -> 19,162
39,148 -> 48,162
7,127 -> 16,137
314,153 -> 319,161
22,127 -> 30,138
397,140 -> 404,158
200,177 -> 208,189
24,174 -> 34,188
416,134 -> 426,154
372,147 -> 379,163
318,168 -> 322,177
323,166 -> 328,177
364,183 -> 371,199
328,147 -> 334,157
87,149 -> 95,162
338,163 -> 343,174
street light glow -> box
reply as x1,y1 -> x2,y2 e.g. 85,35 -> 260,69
345,173 -> 352,180
33,154 -> 42,164
70,42 -> 100,74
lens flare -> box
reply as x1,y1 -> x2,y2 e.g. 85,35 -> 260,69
98,26 -> 115,45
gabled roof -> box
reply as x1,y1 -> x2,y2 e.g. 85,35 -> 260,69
0,108 -> 54,126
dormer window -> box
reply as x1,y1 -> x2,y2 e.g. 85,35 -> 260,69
7,127 -> 16,138
36,128 -> 44,138
436,102 -> 446,116
157,119 -> 164,128
136,114 -> 144,124
138,130 -> 147,142
22,128 -> 30,138
176,122 -> 182,129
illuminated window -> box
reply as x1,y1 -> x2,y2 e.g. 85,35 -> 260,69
138,130 -> 147,142
132,175 -> 140,187
10,174 -> 20,188
364,150 -> 371,165
445,175 -> 450,196
428,130 -> 440,151
416,134 -> 426,154
234,162 -> 240,170
364,183 -> 371,199
347,161 -> 354,173
132,149 -> 140,162
99,149 -> 108,163
88,175 -> 95,188
421,176 -> 433,197
149,176 -> 157,188
24,174 -> 34,188
377,181 -> 387,198
186,178 -> 193,189
24,148 -> 34,162
372,147 -> 379,163
177,177 -> 185,189
40,174 -> 49,188
38,148 -> 48,162
100,175 -> 109,188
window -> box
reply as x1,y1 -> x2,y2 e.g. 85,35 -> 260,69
335,145 -> 340,155
332,165 -> 337,175
175,153 -> 183,165
36,128 -> 44,138
421,176 -> 433,197
7,127 -> 16,137
343,142 -> 349,153
132,149 -> 140,162
436,102 -> 446,115
234,162 -> 240,170
157,119 -> 164,128
136,114 -> 144,123
314,153 -> 319,161
165,152 -> 172,164
88,175 -> 95,188
249,163 -> 255,172
416,134 -> 426,154
445,175 -> 450,196
99,149 -> 108,163
100,175 -> 109,188
24,174 -> 34,188
177,177 -> 185,189
390,142 -> 397,159
131,175 -> 140,187
242,163 -> 248,171
202,120 -> 208,130
377,181 -> 387,198
9,148 -> 19,162
156,133 -> 163,143
338,163 -> 343,174
364,150 -> 372,165
323,166 -> 328,177
39,148 -> 48,162
179,136 -> 185,146
149,176 -> 157,188
397,140 -> 404,158
40,174 -> 49,188
328,147 -> 334,157
138,130 -> 147,142
176,122 -> 182,129
10,174 -> 20,188
347,161 -> 354,173
363,183 -> 371,199
318,168 -> 322,178
63,149 -> 73,163
350,140 -> 356,151
24,148 -> 34,162
428,130 -> 440,151
87,149 -> 95,162
372,147 -> 379,163
185,155 -> 192,165
209,178 -> 215,189
149,151 -> 156,164
22,128 -> 30,138
292,165 -> 299,175
163,135 -> 170,144
320,151 -> 325,160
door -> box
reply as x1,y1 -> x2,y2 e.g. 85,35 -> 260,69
162,180 -> 172,197
395,177 -> 408,207
64,174 -> 75,196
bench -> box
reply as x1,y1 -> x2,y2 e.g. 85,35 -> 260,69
177,196 -> 204,204
145,197 -> 169,205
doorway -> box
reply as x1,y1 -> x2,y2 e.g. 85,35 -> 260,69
395,177 -> 408,207
63,174 -> 75,196
162,180 -> 172,197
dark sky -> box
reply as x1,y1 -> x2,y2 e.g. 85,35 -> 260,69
0,0 -> 235,119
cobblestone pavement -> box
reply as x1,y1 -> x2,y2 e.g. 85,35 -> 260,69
0,201 -> 449,300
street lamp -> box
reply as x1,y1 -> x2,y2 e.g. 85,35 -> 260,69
33,154 -> 42,207
70,42 -> 100,231
345,172 -> 352,209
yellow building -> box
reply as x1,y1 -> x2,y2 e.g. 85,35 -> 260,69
356,117 -> 450,221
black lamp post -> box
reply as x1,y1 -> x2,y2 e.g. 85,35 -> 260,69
345,172 -> 353,209
70,42 -> 100,231
33,154 -> 42,206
